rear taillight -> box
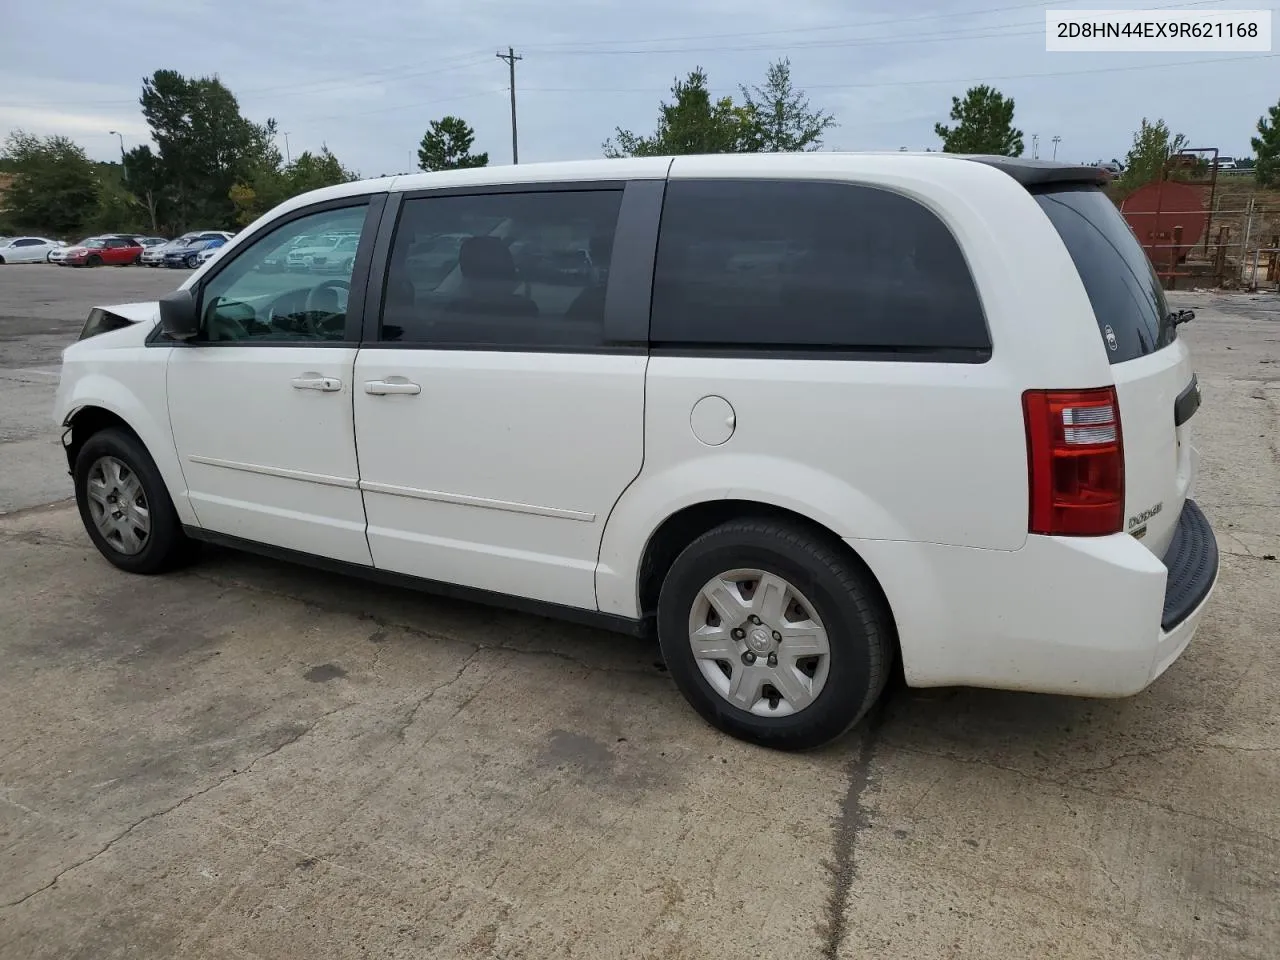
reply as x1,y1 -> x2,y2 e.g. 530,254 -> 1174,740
1023,387 -> 1124,536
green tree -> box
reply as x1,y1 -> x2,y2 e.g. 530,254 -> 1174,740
122,145 -> 165,232
0,131 -> 100,236
89,161 -> 147,234
934,85 -> 1024,156
1251,98 -> 1280,187
286,145 -> 357,193
604,68 -> 759,157
1118,118 -> 1190,191
140,69 -> 278,229
740,58 -> 835,152
417,117 -> 488,171
229,144 -> 357,226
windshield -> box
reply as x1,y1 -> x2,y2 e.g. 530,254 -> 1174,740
81,238 -> 104,248
1035,186 -> 1173,363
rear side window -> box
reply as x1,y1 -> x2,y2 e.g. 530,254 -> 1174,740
650,179 -> 990,357
1034,187 -> 1173,363
381,189 -> 622,348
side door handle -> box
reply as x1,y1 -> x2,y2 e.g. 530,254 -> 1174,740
291,375 -> 342,392
364,377 -> 421,396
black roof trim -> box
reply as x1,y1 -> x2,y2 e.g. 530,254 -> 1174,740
961,155 -> 1108,188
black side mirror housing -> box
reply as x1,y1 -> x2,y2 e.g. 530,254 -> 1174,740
159,288 -> 199,340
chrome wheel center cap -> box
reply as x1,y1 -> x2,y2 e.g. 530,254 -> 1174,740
746,627 -> 773,654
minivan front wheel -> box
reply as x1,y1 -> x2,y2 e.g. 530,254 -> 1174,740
657,518 -> 892,750
74,428 -> 192,574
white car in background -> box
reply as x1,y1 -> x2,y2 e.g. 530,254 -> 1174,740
196,242 -> 227,266
285,232 -> 359,271
0,236 -> 65,264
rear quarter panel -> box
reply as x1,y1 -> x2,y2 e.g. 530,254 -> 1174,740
597,155 -> 1119,619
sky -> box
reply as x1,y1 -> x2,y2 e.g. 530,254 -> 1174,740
1,0 -> 1276,175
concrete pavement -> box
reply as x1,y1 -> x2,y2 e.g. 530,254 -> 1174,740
1,269 -> 1277,958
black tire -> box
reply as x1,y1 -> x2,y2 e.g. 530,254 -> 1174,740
657,518 -> 893,750
74,427 -> 193,575
185,254 -> 199,269
0,256 -> 6,264
86,254 -> 102,267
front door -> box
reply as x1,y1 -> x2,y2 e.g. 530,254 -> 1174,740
353,183 -> 655,609
166,198 -> 383,565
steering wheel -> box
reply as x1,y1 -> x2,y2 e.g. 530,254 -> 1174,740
303,279 -> 350,337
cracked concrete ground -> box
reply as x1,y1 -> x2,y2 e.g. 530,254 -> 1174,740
1,268 -> 1278,958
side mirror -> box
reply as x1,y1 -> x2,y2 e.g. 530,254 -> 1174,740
159,288 -> 200,340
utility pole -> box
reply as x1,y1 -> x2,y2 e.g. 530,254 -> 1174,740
497,46 -> 522,164
1031,133 -> 1039,159
1051,135 -> 1061,160
109,130 -> 126,182
283,132 -> 292,164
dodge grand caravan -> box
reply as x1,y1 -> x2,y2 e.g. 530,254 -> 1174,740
54,153 -> 1219,750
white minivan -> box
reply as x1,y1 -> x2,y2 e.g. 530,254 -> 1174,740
54,153 -> 1218,749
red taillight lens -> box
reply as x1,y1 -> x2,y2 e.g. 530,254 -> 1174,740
1023,387 -> 1124,536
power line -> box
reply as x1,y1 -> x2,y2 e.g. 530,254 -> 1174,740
285,88 -> 501,125
0,50 -> 496,109
520,0 -> 1231,53
517,51 -> 1279,95
0,0 -> 1235,112
519,0 -> 1073,49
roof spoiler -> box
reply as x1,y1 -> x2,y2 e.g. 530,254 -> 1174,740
961,155 -> 1109,189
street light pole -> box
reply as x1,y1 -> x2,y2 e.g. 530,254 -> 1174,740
1051,135 -> 1062,160
108,130 -> 126,181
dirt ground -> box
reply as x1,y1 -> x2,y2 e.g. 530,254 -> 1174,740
1,265 -> 1278,959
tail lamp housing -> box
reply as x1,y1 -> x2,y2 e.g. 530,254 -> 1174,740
1023,387 -> 1124,536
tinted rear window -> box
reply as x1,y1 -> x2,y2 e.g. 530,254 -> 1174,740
650,179 -> 990,358
1035,187 -> 1173,363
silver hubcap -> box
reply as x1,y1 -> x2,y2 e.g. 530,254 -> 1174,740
687,569 -> 831,717
85,456 -> 150,555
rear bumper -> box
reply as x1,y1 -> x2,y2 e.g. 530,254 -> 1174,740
850,498 -> 1219,697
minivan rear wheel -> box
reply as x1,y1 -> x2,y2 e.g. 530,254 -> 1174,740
74,428 -> 193,574
657,518 -> 892,750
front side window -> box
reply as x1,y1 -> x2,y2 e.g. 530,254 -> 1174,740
650,179 -> 990,355
198,204 -> 368,343
380,189 -> 623,348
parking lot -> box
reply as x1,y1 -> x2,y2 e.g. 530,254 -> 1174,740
1,264 -> 1278,958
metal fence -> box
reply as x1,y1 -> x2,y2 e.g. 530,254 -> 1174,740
1121,198 -> 1280,291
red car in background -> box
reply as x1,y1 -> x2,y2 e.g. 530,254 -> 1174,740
57,235 -> 143,267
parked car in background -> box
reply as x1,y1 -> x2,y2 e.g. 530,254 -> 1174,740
0,236 -> 64,264
55,235 -> 144,267
309,233 -> 361,274
142,233 -> 199,267
143,232 -> 231,267
284,232 -> 360,272
163,232 -> 234,269
196,237 -> 229,265
136,236 -> 168,249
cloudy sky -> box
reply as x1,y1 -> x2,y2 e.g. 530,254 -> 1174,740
1,0 -> 1276,174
